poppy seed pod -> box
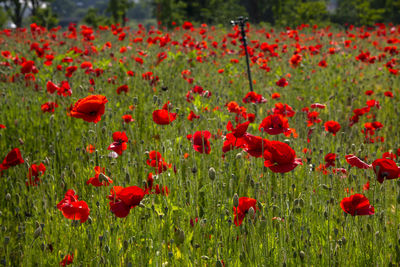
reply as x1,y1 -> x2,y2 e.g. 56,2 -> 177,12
5,193 -> 11,201
233,193 -> 239,208
153,95 -> 158,103
208,167 -> 216,180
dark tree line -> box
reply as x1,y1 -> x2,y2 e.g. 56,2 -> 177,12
0,0 -> 399,28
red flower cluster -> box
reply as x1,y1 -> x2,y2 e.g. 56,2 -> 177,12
146,151 -> 171,174
57,190 -> 90,223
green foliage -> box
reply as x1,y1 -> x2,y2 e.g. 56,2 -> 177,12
31,7 -> 59,28
153,0 -> 187,27
83,8 -> 110,27
0,6 -> 8,28
106,0 -> 134,25
332,0 -> 385,26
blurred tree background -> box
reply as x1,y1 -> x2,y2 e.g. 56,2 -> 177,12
0,0 -> 398,28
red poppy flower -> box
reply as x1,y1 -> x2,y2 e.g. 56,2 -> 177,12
108,186 -> 145,218
26,163 -> 46,186
324,121 -> 341,136
182,21 -> 194,30
146,151 -> 171,174
276,77 -> 289,87
241,134 -> 269,158
382,152 -> 397,160
107,131 -> 128,155
233,197 -> 257,226
340,194 -> 374,216
57,190 -> 90,223
116,84 -> 129,94
372,158 -> 400,183
324,153 -> 336,168
47,81 -> 59,94
345,154 -> 371,169
259,114 -> 291,135
271,93 -> 280,99
242,91 -> 267,104
307,111 -> 322,126
152,104 -> 177,125
263,141 -> 302,173
272,103 -> 295,117
122,114 -> 134,123
60,254 -> 73,266
187,111 -> 200,121
0,148 -> 24,171
41,102 -> 58,113
189,130 -> 211,154
86,144 -> 95,153
86,166 -> 113,187
222,121 -> 250,153
68,95 -> 108,123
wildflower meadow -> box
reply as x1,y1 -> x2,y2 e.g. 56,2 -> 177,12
0,22 -> 400,266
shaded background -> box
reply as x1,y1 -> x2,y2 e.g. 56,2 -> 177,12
0,0 -> 399,29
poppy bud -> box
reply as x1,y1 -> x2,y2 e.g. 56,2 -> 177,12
192,166 -> 197,174
299,251 -> 305,260
101,126 -> 107,134
105,245 -> 110,253
208,167 -> 216,180
33,226 -> 42,239
153,95 -> 158,103
5,193 -> 11,201
334,228 -> 339,236
133,97 -> 138,105
98,173 -> 108,183
248,207 -> 255,219
4,236 -> 10,246
175,228 -> 185,244
233,193 -> 239,208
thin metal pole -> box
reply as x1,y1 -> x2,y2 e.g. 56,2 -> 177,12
232,17 -> 253,92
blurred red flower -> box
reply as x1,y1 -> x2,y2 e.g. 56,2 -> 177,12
372,158 -> 400,183
26,163 -> 46,186
324,121 -> 341,136
0,148 -> 24,171
340,194 -> 374,216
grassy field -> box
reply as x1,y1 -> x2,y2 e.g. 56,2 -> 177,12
0,22 -> 399,266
